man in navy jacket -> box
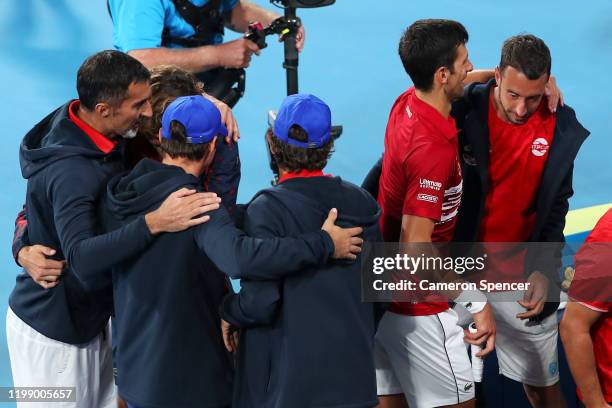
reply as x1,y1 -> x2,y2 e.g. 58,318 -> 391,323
451,35 -> 589,407
101,95 -> 363,408
6,50 -> 222,408
221,94 -> 382,408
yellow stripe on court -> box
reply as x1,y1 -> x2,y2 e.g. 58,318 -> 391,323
564,203 -> 612,236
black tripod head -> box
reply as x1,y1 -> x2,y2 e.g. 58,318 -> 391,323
270,0 -> 335,8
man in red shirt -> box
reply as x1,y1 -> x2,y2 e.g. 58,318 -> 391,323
561,209 -> 612,408
375,19 -> 496,408
453,35 -> 589,407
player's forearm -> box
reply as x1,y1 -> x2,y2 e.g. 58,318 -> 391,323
128,47 -> 220,73
562,329 -> 607,406
464,69 -> 494,85
221,281 -> 281,328
228,0 -> 279,33
66,216 -> 155,291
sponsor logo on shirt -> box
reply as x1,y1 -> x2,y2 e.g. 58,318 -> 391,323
406,104 -> 413,118
439,179 -> 462,223
417,193 -> 438,203
419,178 -> 442,191
531,137 -> 549,157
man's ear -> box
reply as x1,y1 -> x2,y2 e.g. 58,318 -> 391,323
210,136 -> 218,153
435,66 -> 450,86
494,66 -> 501,87
95,102 -> 111,118
265,131 -> 276,154
202,136 -> 218,167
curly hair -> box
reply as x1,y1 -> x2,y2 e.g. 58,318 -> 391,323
139,65 -> 204,148
267,125 -> 334,172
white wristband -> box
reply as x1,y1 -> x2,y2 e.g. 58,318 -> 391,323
454,289 -> 487,314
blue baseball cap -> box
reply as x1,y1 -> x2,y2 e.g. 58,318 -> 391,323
161,95 -> 227,144
273,94 -> 331,149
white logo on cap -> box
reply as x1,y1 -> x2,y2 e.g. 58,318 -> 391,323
532,138 -> 549,157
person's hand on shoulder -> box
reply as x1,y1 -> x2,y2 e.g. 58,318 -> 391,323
321,208 -> 363,260
202,93 -> 240,142
545,75 -> 564,113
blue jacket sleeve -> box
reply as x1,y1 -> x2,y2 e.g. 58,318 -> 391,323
194,202 -> 334,280
221,279 -> 281,328
47,162 -> 156,292
220,196 -> 284,328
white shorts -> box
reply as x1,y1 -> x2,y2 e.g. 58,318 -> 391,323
6,307 -> 116,408
487,292 -> 560,387
374,309 -> 475,408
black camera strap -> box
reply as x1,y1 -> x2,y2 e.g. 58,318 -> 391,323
162,0 -> 227,47
164,0 -> 246,107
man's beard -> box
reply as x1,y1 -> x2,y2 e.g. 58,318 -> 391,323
498,95 -> 528,124
121,128 -> 138,139
445,80 -> 464,102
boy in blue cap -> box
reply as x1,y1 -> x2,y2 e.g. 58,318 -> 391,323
102,95 -> 363,408
221,94 -> 382,408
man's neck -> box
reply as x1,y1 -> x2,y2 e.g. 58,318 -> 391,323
76,106 -> 116,139
491,86 -> 510,123
162,156 -> 206,178
415,88 -> 451,118
278,167 -> 290,180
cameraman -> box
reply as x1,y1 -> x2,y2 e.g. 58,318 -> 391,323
109,0 -> 305,85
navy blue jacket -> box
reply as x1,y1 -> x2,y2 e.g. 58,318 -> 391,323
222,176 -> 381,408
451,80 -> 589,316
101,159 -> 336,408
9,102 -> 156,344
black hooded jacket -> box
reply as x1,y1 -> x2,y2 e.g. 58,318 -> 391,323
221,176 -> 382,408
9,101 -> 155,344
451,80 -> 589,316
101,159 -> 337,408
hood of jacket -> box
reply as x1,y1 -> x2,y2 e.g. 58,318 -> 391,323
19,101 -> 122,179
105,158 -> 200,220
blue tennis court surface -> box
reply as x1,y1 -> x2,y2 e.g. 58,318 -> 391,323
1,1 -> 611,405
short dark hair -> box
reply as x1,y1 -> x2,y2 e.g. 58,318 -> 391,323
140,65 -> 203,147
499,34 -> 551,80
398,19 -> 468,91
158,120 -> 212,161
267,126 -> 334,172
77,50 -> 151,111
